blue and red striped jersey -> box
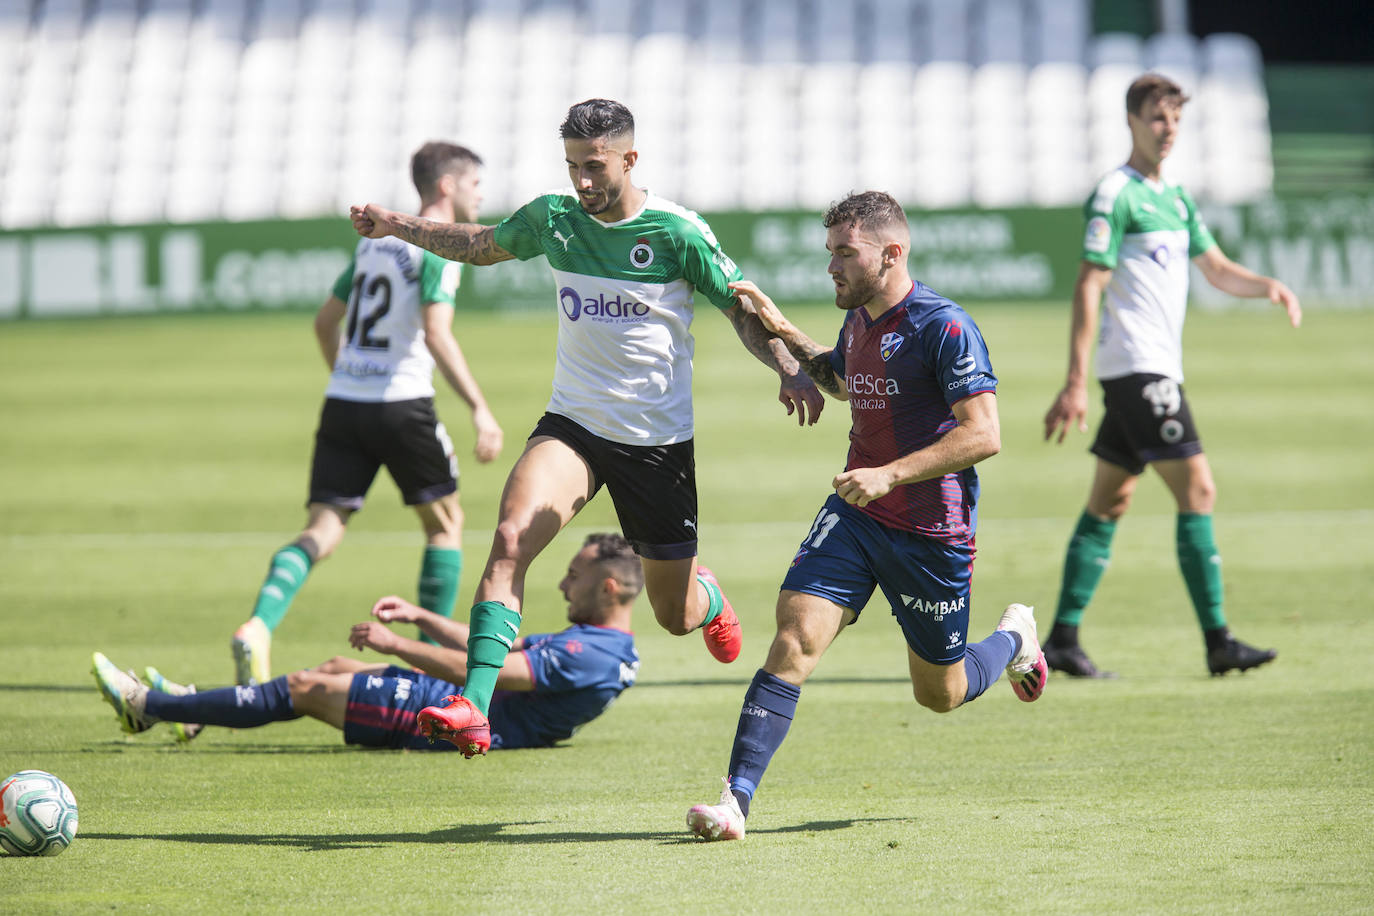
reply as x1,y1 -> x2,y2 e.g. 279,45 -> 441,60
826,282 -> 998,541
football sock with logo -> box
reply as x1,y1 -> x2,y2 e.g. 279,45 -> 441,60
462,600 -> 522,715
416,546 -> 462,645
1177,512 -> 1227,632
144,676 -> 301,728
695,572 -> 724,628
726,669 -> 801,818
250,544 -> 313,633
1053,511 -> 1117,632
961,630 -> 1019,703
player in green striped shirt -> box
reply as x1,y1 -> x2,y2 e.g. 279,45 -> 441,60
350,99 -> 824,755
1042,73 -> 1302,678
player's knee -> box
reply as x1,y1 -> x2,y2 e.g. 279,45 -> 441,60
648,590 -> 692,635
1190,480 -> 1217,513
286,669 -> 325,696
489,518 -> 533,564
312,656 -> 350,674
912,683 -> 961,714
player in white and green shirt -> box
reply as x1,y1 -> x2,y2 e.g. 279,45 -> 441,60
230,143 -> 505,688
350,99 -> 824,755
1042,74 -> 1302,678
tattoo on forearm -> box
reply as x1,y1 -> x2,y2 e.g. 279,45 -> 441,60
393,216 -> 512,265
797,351 -> 842,396
731,309 -> 784,368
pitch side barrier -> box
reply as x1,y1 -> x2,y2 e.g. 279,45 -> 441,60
2,194 -> 1370,319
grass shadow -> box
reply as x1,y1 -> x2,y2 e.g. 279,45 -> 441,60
81,816 -> 913,850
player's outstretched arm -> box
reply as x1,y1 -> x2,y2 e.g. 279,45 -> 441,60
371,595 -> 468,648
348,620 -> 470,685
422,304 -> 504,463
1045,262 -> 1111,443
349,204 -> 517,265
727,280 -> 839,421
1193,247 -> 1302,328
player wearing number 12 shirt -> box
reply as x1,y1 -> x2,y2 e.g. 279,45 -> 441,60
686,192 -> 1046,842
228,142 -> 505,690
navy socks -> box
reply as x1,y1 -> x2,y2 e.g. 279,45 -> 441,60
145,675 -> 301,728
726,669 -> 801,817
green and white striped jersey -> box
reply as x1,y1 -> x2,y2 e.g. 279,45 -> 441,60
494,189 -> 743,446
1081,166 -> 1216,382
326,235 -> 460,402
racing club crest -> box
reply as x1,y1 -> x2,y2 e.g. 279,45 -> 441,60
880,332 -> 905,361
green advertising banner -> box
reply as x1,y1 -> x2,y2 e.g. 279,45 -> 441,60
2,193 -> 1369,319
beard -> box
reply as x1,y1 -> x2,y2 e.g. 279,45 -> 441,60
834,267 -> 883,311
578,185 -> 620,216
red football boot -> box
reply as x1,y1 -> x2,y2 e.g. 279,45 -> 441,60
417,694 -> 491,757
696,566 -> 742,663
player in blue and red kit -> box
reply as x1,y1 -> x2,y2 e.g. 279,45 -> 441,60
93,534 -> 641,753
686,192 -> 1046,841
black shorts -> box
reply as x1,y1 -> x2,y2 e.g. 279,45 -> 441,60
308,397 -> 457,510
530,412 -> 698,561
1091,373 -> 1203,476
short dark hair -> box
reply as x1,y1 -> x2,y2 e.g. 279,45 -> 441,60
559,99 -> 635,142
410,141 -> 482,196
1126,73 -> 1189,115
823,191 -> 908,235
583,532 -> 644,598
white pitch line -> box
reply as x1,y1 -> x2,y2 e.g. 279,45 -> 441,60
3,509 -> 1371,550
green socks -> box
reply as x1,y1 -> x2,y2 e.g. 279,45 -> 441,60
1177,512 -> 1226,632
417,547 -> 462,645
696,571 -> 724,627
1054,511 -> 1117,628
462,600 -> 522,715
251,544 -> 313,633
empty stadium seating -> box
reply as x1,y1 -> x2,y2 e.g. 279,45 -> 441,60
0,0 -> 1275,228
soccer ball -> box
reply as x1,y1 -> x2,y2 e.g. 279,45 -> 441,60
0,770 -> 79,856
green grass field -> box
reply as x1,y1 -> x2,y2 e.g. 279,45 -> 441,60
1,301 -> 1371,914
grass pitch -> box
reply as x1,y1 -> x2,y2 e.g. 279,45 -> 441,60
1,301 -> 1371,914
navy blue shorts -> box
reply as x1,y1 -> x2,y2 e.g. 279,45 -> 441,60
780,494 -> 975,665
343,666 -> 462,751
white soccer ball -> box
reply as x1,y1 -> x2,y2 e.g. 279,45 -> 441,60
0,770 -> 79,856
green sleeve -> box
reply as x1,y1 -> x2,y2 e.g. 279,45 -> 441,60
677,215 -> 743,310
419,250 -> 460,305
492,197 -> 552,262
1080,195 -> 1125,269
330,257 -> 356,301
1180,189 -> 1217,257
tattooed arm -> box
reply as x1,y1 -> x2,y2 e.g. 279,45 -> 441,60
729,280 -> 847,402
349,204 -> 516,265
723,288 -> 827,426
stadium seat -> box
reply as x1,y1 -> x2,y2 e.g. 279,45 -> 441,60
108,164 -> 168,225
910,153 -> 972,209
1091,32 -> 1143,69
696,0 -> 747,62
806,0 -> 860,63
1026,61 -> 1088,119
755,0 -> 804,64
971,62 -> 1028,125
865,0 -> 917,64
1144,31 -> 1199,75
1202,32 -> 1264,76
972,154 -> 1031,208
1027,0 -> 1090,64
972,0 -> 1026,64
924,0 -> 971,62
1029,150 -> 1092,206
